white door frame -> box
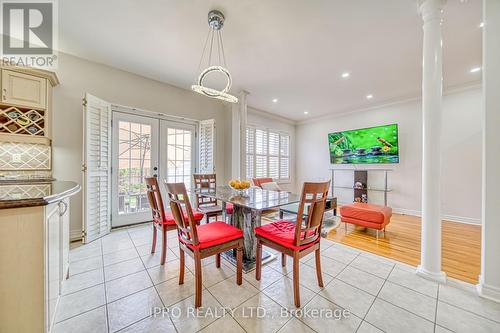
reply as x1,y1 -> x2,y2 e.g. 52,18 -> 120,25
111,111 -> 160,227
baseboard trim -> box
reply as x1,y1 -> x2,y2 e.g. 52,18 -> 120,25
336,203 -> 481,225
391,208 -> 481,225
416,265 -> 447,284
477,275 -> 500,303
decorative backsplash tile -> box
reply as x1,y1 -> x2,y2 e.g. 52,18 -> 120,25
0,142 -> 51,170
0,183 -> 51,200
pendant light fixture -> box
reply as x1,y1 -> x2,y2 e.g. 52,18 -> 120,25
191,10 -> 238,103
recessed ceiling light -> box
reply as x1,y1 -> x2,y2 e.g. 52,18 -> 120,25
272,98 -> 278,103
341,72 -> 350,78
479,22 -> 484,28
470,67 -> 481,73
304,111 -> 309,115
366,94 -> 373,99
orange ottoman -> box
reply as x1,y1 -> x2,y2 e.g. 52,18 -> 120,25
340,203 -> 392,237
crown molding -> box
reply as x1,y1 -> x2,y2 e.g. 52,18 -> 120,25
247,106 -> 297,126
296,80 -> 482,126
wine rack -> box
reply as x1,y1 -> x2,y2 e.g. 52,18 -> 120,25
0,106 -> 46,137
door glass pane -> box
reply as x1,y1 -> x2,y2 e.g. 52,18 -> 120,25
117,121 -> 152,215
164,127 -> 193,189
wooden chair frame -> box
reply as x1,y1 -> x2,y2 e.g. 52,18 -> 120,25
145,177 -> 176,266
165,182 -> 243,308
193,173 -> 223,223
255,181 -> 330,307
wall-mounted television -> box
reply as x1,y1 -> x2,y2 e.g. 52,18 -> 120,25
328,124 -> 399,164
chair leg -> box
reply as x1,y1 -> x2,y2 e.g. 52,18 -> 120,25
344,222 -> 347,232
293,251 -> 300,308
151,225 -> 157,254
256,240 -> 262,281
315,249 -> 324,288
376,230 -> 379,240
216,253 -> 221,268
282,253 -> 286,268
160,226 -> 167,265
236,246 -> 243,285
194,251 -> 202,308
179,248 -> 185,285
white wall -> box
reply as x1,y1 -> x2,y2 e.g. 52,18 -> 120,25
52,53 -> 229,238
247,107 -> 297,191
296,87 -> 482,223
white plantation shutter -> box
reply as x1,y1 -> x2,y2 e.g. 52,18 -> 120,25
279,135 -> 290,179
255,128 -> 267,178
245,126 -> 290,181
199,119 -> 215,173
268,131 -> 280,179
246,127 -> 254,179
83,93 -> 112,243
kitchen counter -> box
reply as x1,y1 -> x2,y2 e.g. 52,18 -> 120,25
0,180 -> 81,209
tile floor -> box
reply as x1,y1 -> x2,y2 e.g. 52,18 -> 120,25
54,223 -> 500,333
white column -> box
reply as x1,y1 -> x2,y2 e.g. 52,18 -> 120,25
230,91 -> 248,179
239,91 -> 249,179
230,103 -> 241,179
478,0 -> 500,303
416,0 -> 447,283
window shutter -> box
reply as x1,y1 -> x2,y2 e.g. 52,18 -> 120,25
268,131 -> 280,179
83,93 -> 112,243
199,119 -> 215,174
246,127 -> 255,179
279,134 -> 290,179
245,126 -> 290,181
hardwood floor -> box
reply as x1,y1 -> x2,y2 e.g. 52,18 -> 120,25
326,213 -> 481,284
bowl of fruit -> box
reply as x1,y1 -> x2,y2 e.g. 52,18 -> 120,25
228,179 -> 251,195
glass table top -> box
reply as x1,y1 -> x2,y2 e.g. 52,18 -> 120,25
193,186 -> 301,211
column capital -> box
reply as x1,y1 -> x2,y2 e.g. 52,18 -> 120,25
418,0 -> 446,22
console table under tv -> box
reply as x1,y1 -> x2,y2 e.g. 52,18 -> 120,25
330,169 -> 392,206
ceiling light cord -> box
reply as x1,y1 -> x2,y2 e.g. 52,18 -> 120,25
191,10 -> 238,103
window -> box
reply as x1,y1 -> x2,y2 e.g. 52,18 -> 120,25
246,126 -> 290,181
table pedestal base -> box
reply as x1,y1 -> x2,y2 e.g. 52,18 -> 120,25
221,249 -> 275,273
221,203 -> 277,272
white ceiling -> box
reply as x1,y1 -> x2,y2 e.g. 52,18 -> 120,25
59,0 -> 482,121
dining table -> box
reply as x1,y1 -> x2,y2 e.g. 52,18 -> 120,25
193,185 -> 301,272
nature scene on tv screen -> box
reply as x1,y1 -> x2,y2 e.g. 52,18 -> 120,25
328,124 -> 399,164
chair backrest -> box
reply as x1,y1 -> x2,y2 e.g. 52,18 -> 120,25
145,177 -> 167,225
164,182 -> 200,247
252,177 -> 273,188
294,181 -> 331,247
193,173 -> 217,208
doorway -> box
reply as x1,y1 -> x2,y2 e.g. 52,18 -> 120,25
111,112 -> 196,227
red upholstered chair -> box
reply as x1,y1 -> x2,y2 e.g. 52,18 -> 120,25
165,182 -> 244,308
255,181 -> 330,307
252,177 -> 273,188
145,177 -> 204,265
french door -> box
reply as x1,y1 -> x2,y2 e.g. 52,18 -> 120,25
111,113 -> 196,227
111,112 -> 159,227
160,120 -> 196,191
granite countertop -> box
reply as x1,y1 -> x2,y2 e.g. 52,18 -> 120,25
0,180 -> 81,209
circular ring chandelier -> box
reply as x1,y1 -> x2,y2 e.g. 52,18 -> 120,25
191,10 -> 238,103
